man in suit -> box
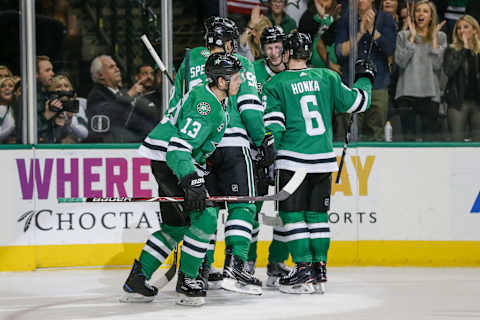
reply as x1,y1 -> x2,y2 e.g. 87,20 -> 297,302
86,55 -> 157,143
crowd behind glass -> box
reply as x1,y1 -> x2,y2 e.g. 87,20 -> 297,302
0,0 -> 479,144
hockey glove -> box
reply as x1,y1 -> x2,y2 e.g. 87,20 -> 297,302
354,59 -> 377,85
258,132 -> 275,168
179,173 -> 208,213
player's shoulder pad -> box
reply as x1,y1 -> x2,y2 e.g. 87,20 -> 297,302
187,86 -> 220,117
312,67 -> 340,82
191,46 -> 210,58
234,53 -> 253,68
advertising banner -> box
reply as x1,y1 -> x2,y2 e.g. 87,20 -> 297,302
2,146 -> 480,269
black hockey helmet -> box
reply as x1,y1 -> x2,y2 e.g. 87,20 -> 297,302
260,26 -> 285,47
205,52 -> 242,84
204,16 -> 240,49
283,32 -> 313,60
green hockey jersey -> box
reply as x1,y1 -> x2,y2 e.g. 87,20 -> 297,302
253,59 -> 279,95
219,54 -> 265,148
139,84 -> 227,179
263,68 -> 372,173
168,47 -> 210,114
145,46 -> 265,160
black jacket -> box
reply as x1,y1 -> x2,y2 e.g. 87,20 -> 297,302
86,84 -> 157,143
443,47 -> 480,109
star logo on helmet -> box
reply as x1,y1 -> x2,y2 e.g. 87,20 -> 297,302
197,102 -> 211,115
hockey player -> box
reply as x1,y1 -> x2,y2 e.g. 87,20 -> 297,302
139,16 -> 237,289
199,18 -> 275,296
247,26 -> 291,288
263,32 -> 376,294
138,16 -> 274,295
121,52 -> 242,306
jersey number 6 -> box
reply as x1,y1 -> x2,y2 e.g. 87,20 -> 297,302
300,95 -> 326,136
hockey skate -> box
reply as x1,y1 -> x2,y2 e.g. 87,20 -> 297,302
266,262 -> 291,288
198,259 -> 210,292
279,263 -> 315,294
120,259 -> 158,303
246,260 -> 256,275
313,261 -> 327,294
176,271 -> 206,306
221,247 -> 263,295
207,264 -> 223,289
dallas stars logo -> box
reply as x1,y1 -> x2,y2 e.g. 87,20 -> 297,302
197,102 -> 211,115
201,49 -> 210,58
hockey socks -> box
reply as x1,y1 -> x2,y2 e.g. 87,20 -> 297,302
279,211 -> 312,263
247,218 -> 260,263
305,211 -> 330,262
139,227 -> 182,279
224,206 -> 255,261
269,226 -> 289,263
179,207 -> 218,278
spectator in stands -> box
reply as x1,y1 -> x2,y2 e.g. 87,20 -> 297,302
385,1 -> 411,141
398,1 -> 410,31
394,0 -> 447,141
304,0 -> 342,74
0,66 -> 13,80
336,0 -> 397,141
0,77 -> 16,143
383,0 -> 401,28
443,15 -> 480,141
38,76 -> 78,144
245,10 -> 273,60
238,5 -> 263,61
86,55 -> 157,143
49,74 -> 88,142
36,55 -> 55,139
134,64 -> 162,122
443,0 -> 470,38
265,0 -> 297,34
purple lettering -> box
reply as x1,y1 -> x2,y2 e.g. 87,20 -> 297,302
106,158 -> 127,197
83,158 -> 102,197
16,158 -> 53,199
56,158 -> 79,198
132,157 -> 152,197
16,159 -> 33,199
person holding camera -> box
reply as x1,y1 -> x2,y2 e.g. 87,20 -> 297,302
39,75 -> 82,144
50,74 -> 88,141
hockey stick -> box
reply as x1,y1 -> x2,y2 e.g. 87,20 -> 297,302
154,48 -> 190,289
140,34 -> 175,85
336,0 -> 381,184
58,169 -> 306,203
184,47 -> 190,94
260,168 -> 283,226
149,243 -> 178,290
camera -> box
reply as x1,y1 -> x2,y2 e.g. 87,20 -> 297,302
46,90 -> 79,113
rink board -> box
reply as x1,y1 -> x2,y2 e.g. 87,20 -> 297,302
0,144 -> 479,270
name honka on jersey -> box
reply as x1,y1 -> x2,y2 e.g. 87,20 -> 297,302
263,68 -> 371,173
